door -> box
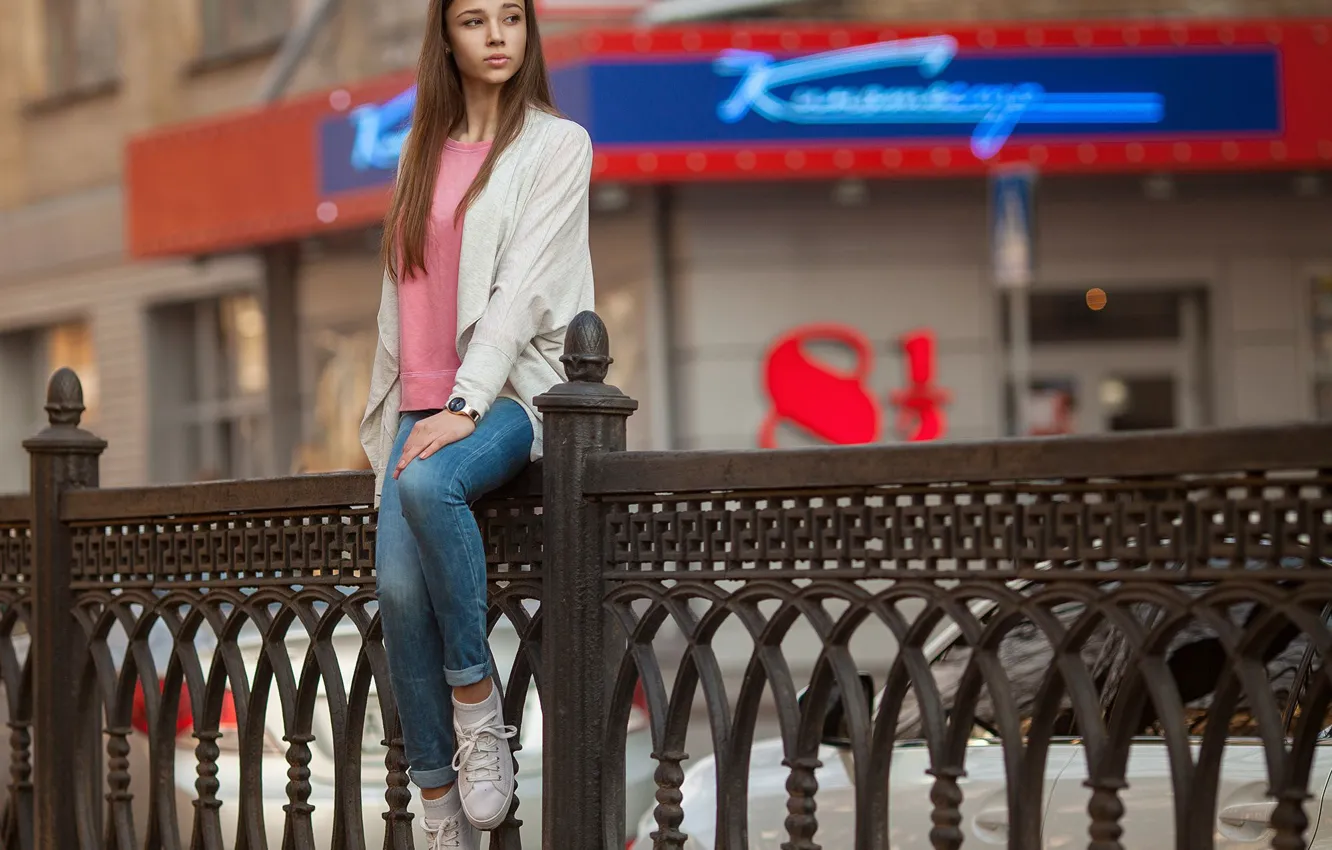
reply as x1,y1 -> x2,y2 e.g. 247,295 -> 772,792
1009,287 -> 1209,436
1308,267 -> 1332,421
1027,343 -> 1192,435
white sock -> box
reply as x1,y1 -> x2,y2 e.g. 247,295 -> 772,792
453,685 -> 500,727
422,785 -> 461,824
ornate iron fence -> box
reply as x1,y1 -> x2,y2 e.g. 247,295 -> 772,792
0,493 -> 31,850
0,310 -> 1329,850
588,428 -> 1332,850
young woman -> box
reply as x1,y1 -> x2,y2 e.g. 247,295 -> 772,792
359,0 -> 593,846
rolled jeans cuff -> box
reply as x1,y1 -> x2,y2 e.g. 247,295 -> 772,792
445,661 -> 492,688
409,763 -> 458,789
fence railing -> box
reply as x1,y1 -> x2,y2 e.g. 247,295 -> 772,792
0,310 -> 1330,850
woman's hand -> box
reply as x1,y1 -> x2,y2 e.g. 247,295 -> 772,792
394,411 -> 476,478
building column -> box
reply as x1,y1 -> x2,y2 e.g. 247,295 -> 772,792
263,242 -> 302,476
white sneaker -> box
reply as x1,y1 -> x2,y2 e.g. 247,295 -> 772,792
451,691 -> 518,831
423,813 -> 480,850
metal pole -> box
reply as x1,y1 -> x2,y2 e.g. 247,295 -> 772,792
648,186 -> 680,451
1009,289 -> 1031,437
262,242 -> 303,475
254,0 -> 343,104
990,167 -> 1037,438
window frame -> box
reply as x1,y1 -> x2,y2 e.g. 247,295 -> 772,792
195,0 -> 292,64
41,0 -> 120,97
0,321 -> 97,492
148,293 -> 273,484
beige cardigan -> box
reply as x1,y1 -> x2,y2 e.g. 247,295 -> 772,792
359,109 -> 595,501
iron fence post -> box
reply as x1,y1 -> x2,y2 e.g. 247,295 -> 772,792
534,311 -> 638,849
24,368 -> 105,850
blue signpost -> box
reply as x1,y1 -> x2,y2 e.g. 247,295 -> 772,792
992,167 -> 1035,290
990,166 -> 1037,436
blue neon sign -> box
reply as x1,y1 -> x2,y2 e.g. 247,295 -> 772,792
316,37 -> 1281,196
317,86 -> 416,196
348,85 -> 416,172
583,42 -> 1278,153
715,36 -> 1165,159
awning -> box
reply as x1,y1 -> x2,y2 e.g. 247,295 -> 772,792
126,18 -> 1332,258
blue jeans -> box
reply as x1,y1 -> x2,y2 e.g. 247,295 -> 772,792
375,399 -> 534,788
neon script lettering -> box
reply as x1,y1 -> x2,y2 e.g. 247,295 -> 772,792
760,324 -> 948,448
348,86 -> 417,172
715,36 -> 1166,159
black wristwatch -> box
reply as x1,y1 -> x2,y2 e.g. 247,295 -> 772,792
447,396 -> 481,423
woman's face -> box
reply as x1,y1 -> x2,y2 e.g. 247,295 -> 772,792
444,0 -> 528,88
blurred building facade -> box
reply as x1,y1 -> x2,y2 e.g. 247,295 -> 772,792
1,0 -> 1330,488
0,0 -> 559,488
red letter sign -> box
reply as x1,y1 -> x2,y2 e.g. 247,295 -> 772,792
760,324 -> 949,447
889,329 -> 949,442
760,324 -> 880,448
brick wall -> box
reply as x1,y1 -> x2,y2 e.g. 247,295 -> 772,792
0,0 -> 425,211
0,0 -> 430,485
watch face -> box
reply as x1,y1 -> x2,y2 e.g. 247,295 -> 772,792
448,397 -> 465,413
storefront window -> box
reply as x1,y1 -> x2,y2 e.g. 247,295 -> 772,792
46,322 -> 99,425
1313,274 -> 1332,421
1006,287 -> 1208,436
1001,289 -> 1183,344
219,293 -> 269,396
148,293 -> 271,483
198,0 -> 290,58
43,0 -> 119,93
0,321 -> 96,492
295,328 -> 376,473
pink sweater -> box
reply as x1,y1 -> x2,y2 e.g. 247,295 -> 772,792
398,137 -> 492,411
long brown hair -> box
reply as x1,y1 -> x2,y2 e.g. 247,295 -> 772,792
382,0 -> 557,283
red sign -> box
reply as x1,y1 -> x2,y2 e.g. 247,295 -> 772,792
536,0 -> 648,18
585,19 -> 1332,182
760,324 -> 949,448
891,330 -> 950,442
760,324 -> 881,448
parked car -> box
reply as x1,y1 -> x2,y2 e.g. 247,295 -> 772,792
0,603 -> 658,849
633,565 -> 1332,849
